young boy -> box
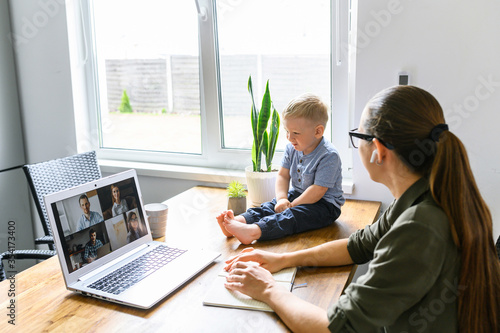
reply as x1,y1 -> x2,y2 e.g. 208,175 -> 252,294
217,93 -> 344,244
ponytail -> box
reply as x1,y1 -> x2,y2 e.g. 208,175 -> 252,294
430,131 -> 500,333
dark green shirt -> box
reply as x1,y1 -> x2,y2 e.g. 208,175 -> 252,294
328,177 -> 460,333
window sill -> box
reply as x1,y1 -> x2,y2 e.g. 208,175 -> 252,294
99,159 -> 354,195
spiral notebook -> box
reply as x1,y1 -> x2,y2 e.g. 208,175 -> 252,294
203,266 -> 297,312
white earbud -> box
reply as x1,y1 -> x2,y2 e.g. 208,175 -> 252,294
370,150 -> 379,164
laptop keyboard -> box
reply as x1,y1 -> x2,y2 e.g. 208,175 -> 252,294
88,245 -> 187,295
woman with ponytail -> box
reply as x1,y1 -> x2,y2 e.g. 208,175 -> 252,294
222,85 -> 500,332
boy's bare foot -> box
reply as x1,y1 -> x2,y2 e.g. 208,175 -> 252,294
223,217 -> 261,245
216,211 -> 233,237
225,210 -> 246,224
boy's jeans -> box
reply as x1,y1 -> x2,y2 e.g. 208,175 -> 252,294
241,190 -> 341,241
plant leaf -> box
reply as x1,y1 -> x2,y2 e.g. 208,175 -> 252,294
248,76 -> 260,171
251,141 -> 258,171
248,76 -> 258,144
253,80 -> 271,171
257,80 -> 272,144
262,130 -> 269,171
266,105 -> 280,171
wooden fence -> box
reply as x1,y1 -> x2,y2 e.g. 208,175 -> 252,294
105,55 -> 330,115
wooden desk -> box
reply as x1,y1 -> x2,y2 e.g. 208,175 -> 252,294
0,186 -> 380,332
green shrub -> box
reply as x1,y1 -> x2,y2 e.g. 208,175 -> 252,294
118,90 -> 133,113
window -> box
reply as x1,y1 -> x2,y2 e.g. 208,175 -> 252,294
217,0 -> 331,151
79,0 -> 352,173
91,0 -> 202,154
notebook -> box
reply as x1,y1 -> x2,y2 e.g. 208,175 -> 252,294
203,266 -> 297,312
44,169 -> 220,309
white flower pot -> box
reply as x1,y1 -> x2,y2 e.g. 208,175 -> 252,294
245,165 -> 278,207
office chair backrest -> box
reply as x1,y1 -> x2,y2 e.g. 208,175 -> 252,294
23,151 -> 102,239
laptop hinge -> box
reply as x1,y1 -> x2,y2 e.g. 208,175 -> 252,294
78,243 -> 150,282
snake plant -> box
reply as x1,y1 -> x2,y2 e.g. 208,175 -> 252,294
248,75 -> 280,172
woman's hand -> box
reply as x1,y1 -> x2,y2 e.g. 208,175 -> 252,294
224,247 -> 287,273
225,260 -> 330,333
225,261 -> 285,303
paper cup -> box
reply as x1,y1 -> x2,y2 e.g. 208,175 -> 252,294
148,216 -> 167,224
144,203 -> 168,217
145,203 -> 168,238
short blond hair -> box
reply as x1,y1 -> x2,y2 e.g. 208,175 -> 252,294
282,93 -> 329,127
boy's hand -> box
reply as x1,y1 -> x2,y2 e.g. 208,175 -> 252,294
274,198 -> 291,213
289,185 -> 328,207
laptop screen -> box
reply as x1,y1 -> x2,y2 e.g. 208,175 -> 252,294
49,176 -> 148,274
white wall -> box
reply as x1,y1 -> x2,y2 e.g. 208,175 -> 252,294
9,0 -> 77,163
0,0 -> 36,272
8,0 -> 79,240
350,0 -> 500,238
8,0 -> 500,241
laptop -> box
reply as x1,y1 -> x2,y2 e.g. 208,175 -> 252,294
44,169 -> 220,309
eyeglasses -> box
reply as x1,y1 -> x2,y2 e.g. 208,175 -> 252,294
348,128 -> 395,149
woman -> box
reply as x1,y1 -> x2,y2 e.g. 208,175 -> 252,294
111,184 -> 129,217
126,211 -> 146,243
224,86 -> 500,332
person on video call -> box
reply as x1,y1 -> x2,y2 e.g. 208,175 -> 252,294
126,211 -> 146,243
76,194 -> 104,231
83,228 -> 103,263
111,184 -> 129,217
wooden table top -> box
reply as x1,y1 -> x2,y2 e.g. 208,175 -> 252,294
0,186 -> 380,332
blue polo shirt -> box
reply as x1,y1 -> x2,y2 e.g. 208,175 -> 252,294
281,137 -> 344,208
77,211 -> 104,231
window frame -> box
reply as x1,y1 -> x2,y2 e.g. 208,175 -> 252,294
76,0 -> 353,176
